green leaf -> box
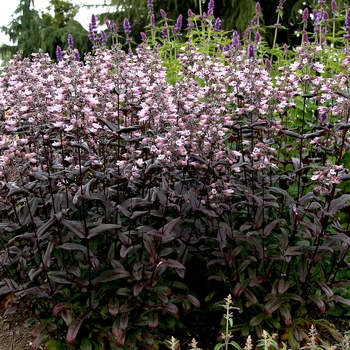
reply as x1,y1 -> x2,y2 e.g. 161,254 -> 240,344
45,340 -> 66,350
229,341 -> 244,350
81,338 -> 92,350
249,313 -> 265,327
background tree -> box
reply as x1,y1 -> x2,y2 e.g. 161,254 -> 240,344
0,0 -> 91,62
95,0 -> 345,46
0,0 -> 42,59
40,0 -> 91,58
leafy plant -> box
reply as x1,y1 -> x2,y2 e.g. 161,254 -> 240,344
1,1 -> 350,349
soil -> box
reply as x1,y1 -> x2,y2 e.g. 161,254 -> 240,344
0,311 -> 36,350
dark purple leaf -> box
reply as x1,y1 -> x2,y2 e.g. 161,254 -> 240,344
66,310 -> 92,344
309,295 -> 326,313
281,130 -> 303,139
48,272 -> 89,289
243,289 -> 258,304
161,258 -> 185,270
264,297 -> 283,315
119,302 -> 135,313
161,217 -> 183,236
143,235 -> 158,264
333,295 -> 350,308
19,198 -> 38,226
116,125 -> 142,134
37,216 -> 56,238
30,323 -> 47,339
318,282 -> 334,300
277,279 -> 290,294
283,293 -> 304,303
7,187 -> 29,197
108,297 -> 119,317
3,306 -> 29,316
98,118 -> 119,132
99,268 -> 131,282
335,91 -> 350,99
292,157 -> 301,171
120,312 -> 129,330
262,219 -> 281,237
133,283 -> 144,297
43,242 -> 55,268
162,302 -> 179,319
186,294 -> 200,308
59,243 -> 88,256
119,232 -> 132,247
130,210 -> 149,219
52,302 -> 76,317
71,141 -> 90,152
233,279 -> 250,298
30,332 -> 49,350
328,195 -> 350,215
112,319 -> 126,347
61,219 -> 86,239
279,304 -> 292,326
28,268 -> 43,281
143,330 -> 154,345
8,232 -> 36,244
87,224 -> 121,240
117,205 -> 131,218
148,312 -> 158,330
154,188 -> 168,206
120,245 -> 134,258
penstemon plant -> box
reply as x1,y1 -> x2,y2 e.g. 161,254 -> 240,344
1,1 -> 350,349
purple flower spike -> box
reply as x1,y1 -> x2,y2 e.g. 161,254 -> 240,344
123,18 -> 131,35
208,0 -> 214,17
346,9 -> 350,28
302,8 -> 309,24
247,44 -> 255,59
160,9 -> 167,19
67,34 -> 74,49
91,14 -> 97,29
302,30 -> 309,43
214,17 -> 221,31
174,14 -> 183,34
188,9 -> 195,18
231,30 -> 240,47
101,31 -> 107,46
255,2 -> 261,13
74,49 -> 80,61
147,0 -> 153,8
140,32 -> 147,41
89,14 -> 98,41
56,46 -> 63,62
344,9 -> 350,38
255,31 -> 261,43
89,23 -> 96,41
265,58 -> 272,70
150,13 -> 155,27
331,0 -> 337,14
161,28 -> 168,40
